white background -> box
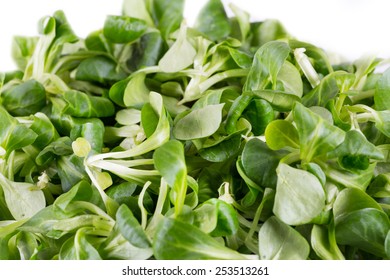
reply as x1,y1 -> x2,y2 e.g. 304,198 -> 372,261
1,0 -> 390,72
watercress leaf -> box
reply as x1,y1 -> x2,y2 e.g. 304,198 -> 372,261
244,41 -> 290,91
375,67 -> 390,111
153,218 -> 246,260
273,163 -> 325,226
265,120 -> 299,150
0,173 -> 45,220
158,23 -> 196,73
1,79 -> 46,116
173,104 -> 224,140
293,102 -> 345,162
194,0 -> 231,41
103,15 -> 148,44
116,204 -> 151,248
258,216 -> 310,260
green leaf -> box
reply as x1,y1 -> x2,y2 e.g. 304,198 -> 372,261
127,32 -> 164,71
241,138 -> 287,189
375,67 -> 390,111
244,41 -> 290,91
302,74 -> 337,107
333,188 -> 390,256
103,15 -> 148,44
30,112 -> 60,149
243,98 -> 274,135
252,90 -> 300,112
265,120 -> 299,150
154,140 -> 187,216
258,216 -> 310,260
153,218 -> 246,260
273,163 -> 325,225
277,61 -> 303,97
198,129 -> 244,162
173,104 -> 224,140
1,79 -> 46,116
385,231 -> 390,259
59,229 -> 102,260
122,0 -> 154,27
158,23 -> 196,73
311,223 -> 344,260
0,173 -> 45,220
152,0 -> 184,39
0,106 -> 38,154
194,0 -> 231,41
327,130 -> 384,170
76,56 -> 126,85
11,36 -> 38,70
123,72 -> 150,108
116,204 -> 151,248
208,199 -> 239,237
62,90 -> 115,118
293,102 -> 345,162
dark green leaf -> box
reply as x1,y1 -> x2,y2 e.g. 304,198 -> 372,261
62,90 -> 115,118
76,56 -> 126,85
194,0 -> 231,41
1,79 -> 46,116
103,15 -> 148,44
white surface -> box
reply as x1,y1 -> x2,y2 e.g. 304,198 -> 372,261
1,0 -> 390,72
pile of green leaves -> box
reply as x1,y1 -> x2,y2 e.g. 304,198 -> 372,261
1,0 -> 390,260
